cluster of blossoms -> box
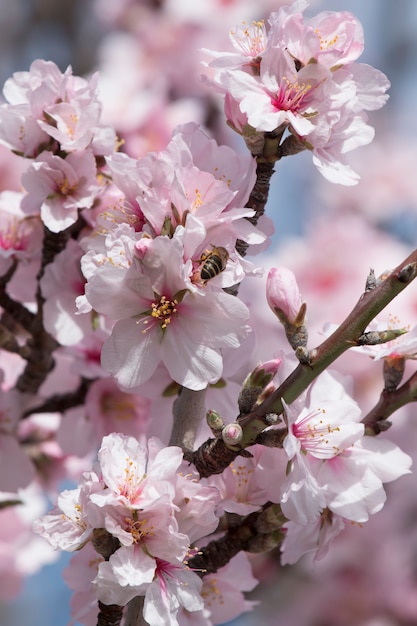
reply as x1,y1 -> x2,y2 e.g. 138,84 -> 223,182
0,59 -> 116,232
77,121 -> 270,391
33,366 -> 412,623
204,0 -> 390,185
34,434 -> 213,624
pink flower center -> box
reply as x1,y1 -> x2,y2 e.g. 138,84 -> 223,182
102,392 -> 137,421
315,29 -> 339,51
271,77 -> 312,112
292,408 -> 341,456
58,176 -> 77,196
0,217 -> 28,251
149,295 -> 178,330
230,20 -> 267,58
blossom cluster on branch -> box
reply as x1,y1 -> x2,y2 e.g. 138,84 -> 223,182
0,2 -> 416,626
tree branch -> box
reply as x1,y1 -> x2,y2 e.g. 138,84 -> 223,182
363,370 -> 417,434
186,250 -> 417,477
169,386 -> 207,450
124,596 -> 146,626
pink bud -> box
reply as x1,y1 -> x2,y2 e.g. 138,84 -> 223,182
253,358 -> 282,377
134,238 -> 151,259
266,266 -> 303,323
222,423 -> 243,446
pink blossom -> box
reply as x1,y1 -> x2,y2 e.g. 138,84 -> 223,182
85,377 -> 151,440
317,436 -> 412,523
280,371 -> 364,523
32,471 -> 100,551
268,4 -> 364,69
0,60 -> 114,157
36,74 -> 102,152
216,47 -> 332,134
202,19 -> 268,70
190,552 -> 258,625
205,3 -> 389,185
208,445 -> 285,515
143,559 -> 203,626
171,122 -> 257,213
84,233 -> 250,390
281,514 -> 346,565
90,433 -> 183,512
22,149 -> 101,232
40,238 -> 92,345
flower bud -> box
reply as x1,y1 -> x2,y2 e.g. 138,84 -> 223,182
222,423 -> 243,446
206,409 -> 224,438
266,266 -> 304,325
238,359 -> 281,414
383,356 -> 405,391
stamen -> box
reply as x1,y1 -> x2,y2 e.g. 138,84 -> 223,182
315,29 -> 339,51
230,20 -> 267,57
150,295 -> 178,329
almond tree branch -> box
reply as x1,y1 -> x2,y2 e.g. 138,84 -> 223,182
186,250 -> 417,477
21,377 -> 92,418
363,370 -> 417,435
169,386 -> 207,450
16,220 -> 84,394
124,597 -> 147,626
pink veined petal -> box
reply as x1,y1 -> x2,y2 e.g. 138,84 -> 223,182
318,455 -> 386,522
280,455 -> 326,525
85,264 -> 152,320
101,317 -> 161,388
108,545 -> 155,588
354,436 -> 412,482
180,290 -> 249,348
312,152 -> 360,186
146,442 -> 184,482
162,323 -> 223,390
40,197 -> 78,232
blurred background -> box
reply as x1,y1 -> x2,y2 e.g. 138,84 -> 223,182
1,0 -> 417,625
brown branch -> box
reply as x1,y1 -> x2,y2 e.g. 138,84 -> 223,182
92,529 -> 124,626
188,502 -> 286,576
235,158 -> 275,259
21,377 -> 92,418
97,602 -> 124,626
124,597 -> 147,626
15,221 -> 83,394
363,370 -> 417,435
169,386 -> 207,450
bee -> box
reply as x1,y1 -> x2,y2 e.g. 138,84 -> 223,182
198,246 -> 229,282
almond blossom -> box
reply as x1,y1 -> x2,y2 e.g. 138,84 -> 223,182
35,433 -> 220,624
0,59 -> 114,158
280,370 -> 412,526
83,229 -> 250,390
21,149 -> 101,232
204,1 -> 390,185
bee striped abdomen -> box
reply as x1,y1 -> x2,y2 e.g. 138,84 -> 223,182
199,246 -> 229,282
